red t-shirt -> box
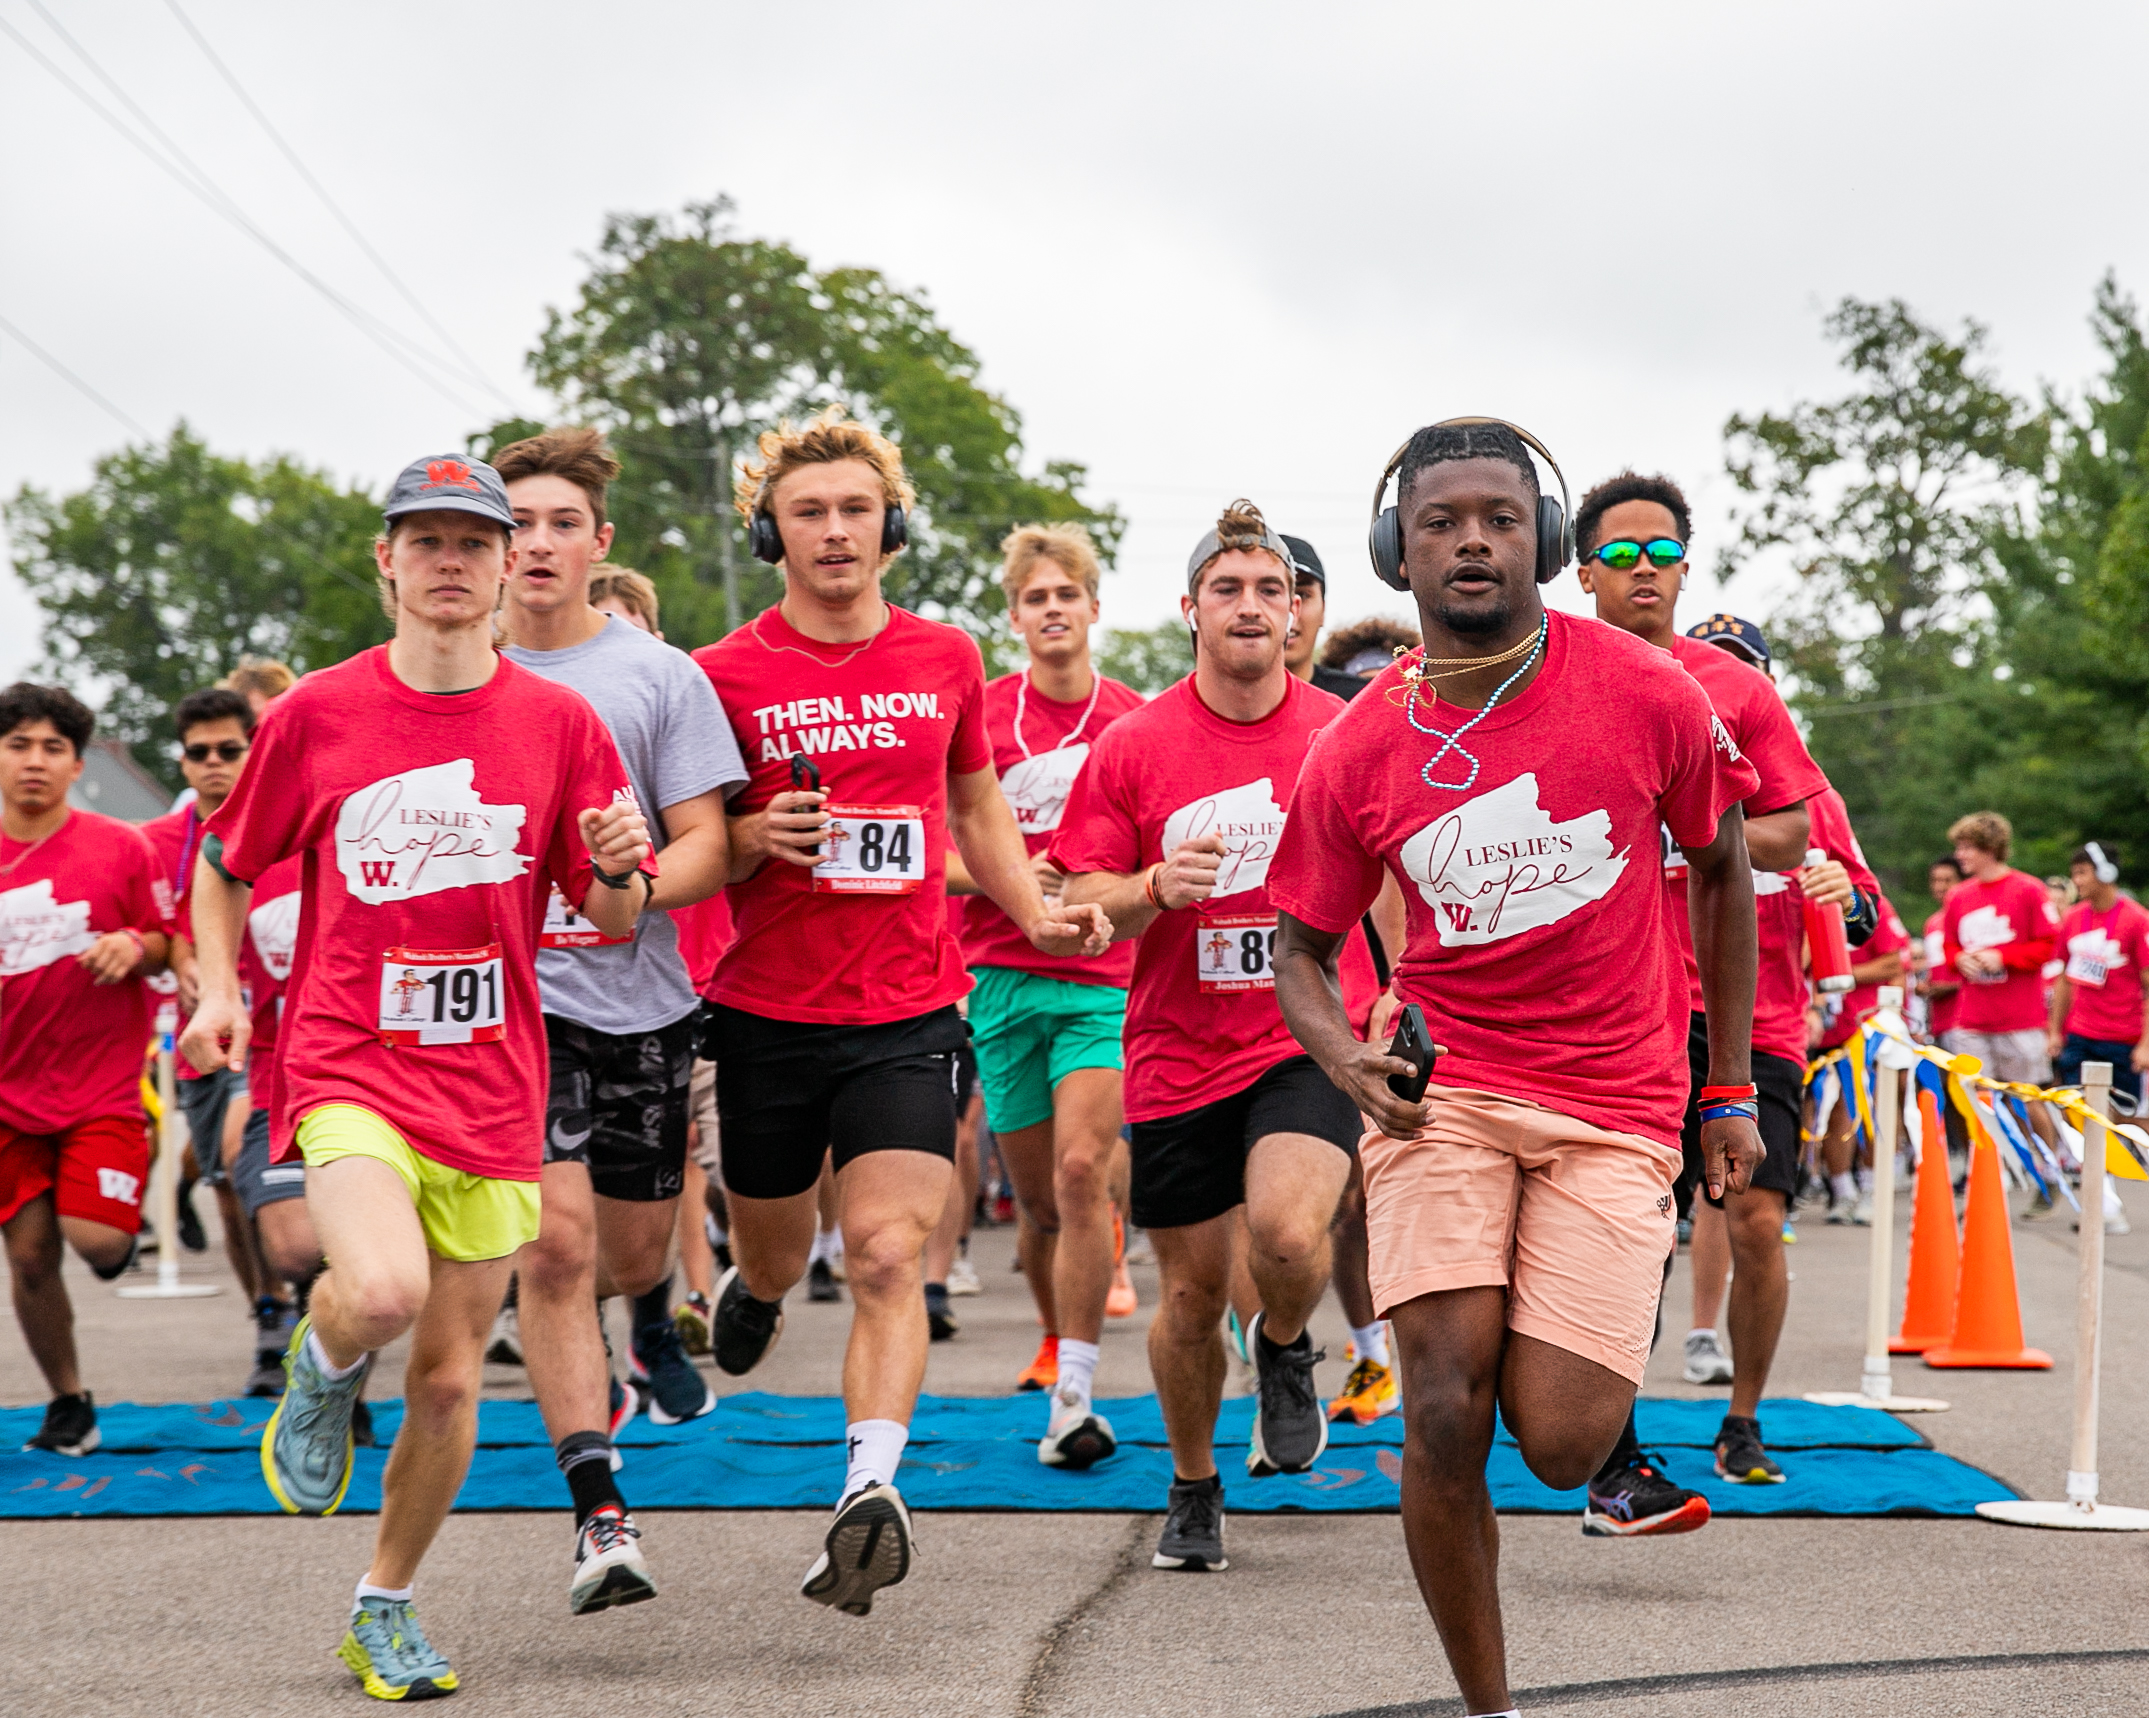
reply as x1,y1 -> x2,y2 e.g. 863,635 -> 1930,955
0,810 -> 166,1135
1820,895 -> 1909,1049
1051,673 -> 1345,1122
1940,868 -> 2059,1035
955,670 -> 1146,987
1923,907 -> 1959,1038
694,604 -> 992,1027
207,647 -> 634,1180
1749,787 -> 1880,1065
1269,613 -> 1758,1148
1662,635 -> 1830,1013
673,892 -> 736,1002
2059,896 -> 2149,1044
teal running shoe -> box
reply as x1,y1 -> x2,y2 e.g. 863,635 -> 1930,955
337,1595 -> 458,1700
260,1314 -> 364,1516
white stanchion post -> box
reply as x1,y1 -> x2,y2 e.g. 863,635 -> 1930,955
117,1030 -> 220,1301
1979,1063 -> 2149,1528
1806,988 -> 1949,1412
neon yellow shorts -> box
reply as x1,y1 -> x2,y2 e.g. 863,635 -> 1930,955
296,1104 -> 539,1263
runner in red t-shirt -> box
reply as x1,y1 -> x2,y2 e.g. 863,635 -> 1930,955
1922,855 -> 1965,1044
1055,499 -> 1359,1572
2049,841 -> 2149,1107
947,522 -> 1145,1462
693,410 -> 1108,1619
181,453 -> 652,1701
1,683 -> 171,1460
1267,423 -> 1762,1718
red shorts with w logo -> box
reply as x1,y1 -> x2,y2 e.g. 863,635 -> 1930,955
0,1115 -> 153,1233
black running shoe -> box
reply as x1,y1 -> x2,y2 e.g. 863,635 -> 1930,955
350,1397 -> 376,1449
801,1482 -> 913,1616
1152,1475 -> 1227,1570
175,1179 -> 208,1253
712,1265 -> 785,1376
1714,1415 -> 1786,1484
246,1298 -> 296,1399
1582,1453 -> 1711,1536
925,1285 -> 958,1343
808,1257 -> 840,1303
25,1392 -> 99,1456
632,1315 -> 715,1426
1245,1312 -> 1327,1477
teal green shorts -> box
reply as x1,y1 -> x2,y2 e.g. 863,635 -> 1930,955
968,967 -> 1127,1134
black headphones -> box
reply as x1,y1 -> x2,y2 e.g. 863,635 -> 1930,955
749,494 -> 909,566
1367,416 -> 1574,592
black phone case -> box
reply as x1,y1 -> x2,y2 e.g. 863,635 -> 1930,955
790,757 -> 822,856
1386,1003 -> 1437,1102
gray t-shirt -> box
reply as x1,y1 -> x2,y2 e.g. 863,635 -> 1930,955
503,618 -> 747,1035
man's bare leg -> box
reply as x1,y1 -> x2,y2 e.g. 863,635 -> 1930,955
519,1161 -> 609,1447
1146,1215 -> 1234,1479
1723,1188 -> 1788,1422
1240,1132 -> 1349,1346
1688,1199 -> 1731,1331
836,1150 -> 953,1422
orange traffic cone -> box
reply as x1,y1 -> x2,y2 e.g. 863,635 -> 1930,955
1890,1084 -> 1961,1354
1923,1099 -> 2051,1370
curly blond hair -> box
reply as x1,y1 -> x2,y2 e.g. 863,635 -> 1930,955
733,405 -> 915,532
1948,810 -> 2012,861
999,522 -> 1101,605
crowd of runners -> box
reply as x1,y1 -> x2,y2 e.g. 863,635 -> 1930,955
4,410 -> 2142,1715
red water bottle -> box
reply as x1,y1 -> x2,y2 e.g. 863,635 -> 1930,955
1802,845 -> 1854,994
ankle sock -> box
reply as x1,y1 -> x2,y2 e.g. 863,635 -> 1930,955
556,1431 -> 624,1525
306,1328 -> 365,1381
1689,1326 -> 1719,1343
924,1282 -> 949,1315
842,1418 -> 908,1503
355,1577 -> 414,1606
807,1226 -> 832,1267
1829,1171 -> 1856,1204
1348,1321 -> 1389,1368
1057,1338 -> 1100,1408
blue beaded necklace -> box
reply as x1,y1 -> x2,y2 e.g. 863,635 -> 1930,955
1402,615 -> 1548,793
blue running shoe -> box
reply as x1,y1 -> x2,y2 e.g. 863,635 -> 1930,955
261,1315 -> 364,1516
337,1595 -> 457,1700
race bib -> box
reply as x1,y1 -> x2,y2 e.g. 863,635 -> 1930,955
1193,913 -> 1278,993
999,746 -> 1089,837
541,885 -> 633,949
378,944 -> 505,1045
2067,931 -> 2120,987
814,805 -> 925,895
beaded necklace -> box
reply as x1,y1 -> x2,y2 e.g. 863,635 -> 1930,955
1401,616 -> 1547,793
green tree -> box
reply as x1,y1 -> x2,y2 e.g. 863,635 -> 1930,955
6,424 -> 385,787
1095,619 -> 1192,693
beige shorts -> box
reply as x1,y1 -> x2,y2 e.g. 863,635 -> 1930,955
1359,1085 -> 1682,1385
689,1057 -> 721,1176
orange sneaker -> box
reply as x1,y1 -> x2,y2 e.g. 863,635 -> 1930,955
1326,1356 -> 1399,1424
1017,1333 -> 1059,1392
1106,1261 -> 1138,1319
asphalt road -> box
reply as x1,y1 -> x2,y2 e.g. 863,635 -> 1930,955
6,1182 -> 2148,1717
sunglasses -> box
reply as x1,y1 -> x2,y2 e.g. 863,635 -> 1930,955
1586,537 -> 1686,571
182,741 -> 249,763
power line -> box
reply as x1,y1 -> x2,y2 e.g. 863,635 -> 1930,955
0,310 -> 152,440
0,7 -> 491,420
159,0 -> 518,414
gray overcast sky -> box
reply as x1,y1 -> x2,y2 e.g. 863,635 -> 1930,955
4,0 -> 2145,685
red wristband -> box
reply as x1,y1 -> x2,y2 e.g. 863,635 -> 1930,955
1144,864 -> 1168,910
1697,1083 -> 1757,1102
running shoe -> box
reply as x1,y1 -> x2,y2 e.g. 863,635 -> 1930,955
1123,1227 -> 1155,1266
1326,1357 -> 1400,1424
571,1502 -> 659,1614
631,1317 -> 715,1426
1581,1454 -> 1711,1536
352,1398 -> 376,1449
1682,1330 -> 1734,1386
826,1249 -> 848,1283
711,1265 -> 784,1376
2026,1187 -> 2056,1221
1105,1261 -> 1138,1319
800,1481 -> 914,1617
608,1374 -> 636,1441
247,1298 -> 298,1399
1152,1475 -> 1227,1571
1038,1385 -> 1117,1470
673,1289 -> 713,1357
1224,1308 -> 1249,1366
807,1257 -> 841,1303
337,1594 -> 457,1701
925,1286 -> 959,1343
23,1392 -> 98,1456
1016,1333 -> 1059,1392
946,1257 -> 982,1297
1850,1193 -> 1874,1227
175,1177 -> 208,1253
1826,1199 -> 1855,1225
244,1349 -> 288,1399
1245,1312 -> 1327,1477
1675,1217 -> 1693,1247
262,1319 -> 363,1516
1714,1415 -> 1786,1484
485,1304 -> 524,1367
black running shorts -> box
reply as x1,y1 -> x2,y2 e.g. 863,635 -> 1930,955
1128,1053 -> 1360,1232
704,1003 -> 965,1201
1677,1011 -> 1803,1210
541,1011 -> 699,1203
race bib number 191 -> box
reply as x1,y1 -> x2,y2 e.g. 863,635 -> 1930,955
1195,913 -> 1278,993
814,804 -> 926,895
379,944 -> 506,1045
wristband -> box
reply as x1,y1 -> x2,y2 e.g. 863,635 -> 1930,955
118,927 -> 146,964
1697,1083 -> 1757,1102
1700,1101 -> 1759,1123
590,862 -> 640,892
1143,863 -> 1168,911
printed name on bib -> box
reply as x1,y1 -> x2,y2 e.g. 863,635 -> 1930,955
542,885 -> 634,948
378,944 -> 506,1045
1195,912 -> 1279,993
814,805 -> 926,894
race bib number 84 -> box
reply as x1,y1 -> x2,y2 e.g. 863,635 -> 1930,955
379,944 -> 505,1045
1195,913 -> 1278,993
814,804 -> 925,895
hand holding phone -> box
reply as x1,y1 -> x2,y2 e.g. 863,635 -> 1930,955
789,757 -> 824,856
1386,1003 -> 1437,1103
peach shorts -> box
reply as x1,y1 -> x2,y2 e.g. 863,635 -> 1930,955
1359,1085 -> 1682,1386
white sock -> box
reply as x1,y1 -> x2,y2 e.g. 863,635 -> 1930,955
842,1419 -> 907,1503
1057,1338 -> 1101,1409
307,1328 -> 365,1381
1854,1166 -> 1874,1194
704,1213 -> 727,1249
827,1229 -> 846,1262
1830,1171 -> 1856,1204
1689,1326 -> 1718,1344
355,1577 -> 413,1605
807,1226 -> 831,1266
1349,1322 -> 1390,1368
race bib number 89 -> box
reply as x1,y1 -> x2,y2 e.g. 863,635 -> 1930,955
1195,913 -> 1278,993
814,804 -> 925,895
379,944 -> 506,1045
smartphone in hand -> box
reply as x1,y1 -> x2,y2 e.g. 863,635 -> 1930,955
790,756 -> 823,856
1386,1003 -> 1437,1103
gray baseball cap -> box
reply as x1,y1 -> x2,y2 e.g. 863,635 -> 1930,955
382,453 -> 516,531
1186,502 -> 1293,590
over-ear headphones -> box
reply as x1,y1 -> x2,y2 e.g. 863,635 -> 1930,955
749,495 -> 909,566
1366,417 -> 1573,592
2086,841 -> 2120,885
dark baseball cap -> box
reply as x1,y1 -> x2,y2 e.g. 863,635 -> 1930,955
383,453 -> 516,531
1281,534 -> 1325,588
1686,613 -> 1770,668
